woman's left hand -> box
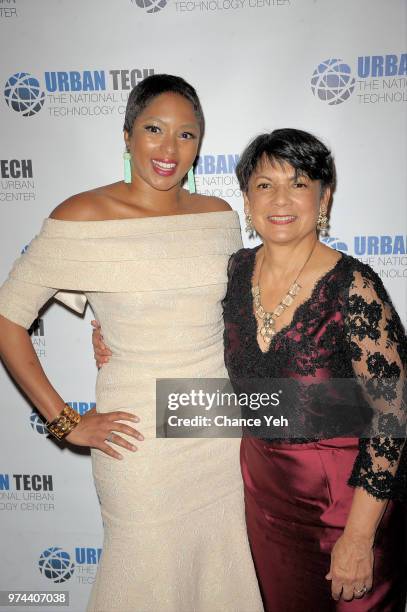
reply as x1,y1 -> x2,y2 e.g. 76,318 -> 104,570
326,532 -> 374,601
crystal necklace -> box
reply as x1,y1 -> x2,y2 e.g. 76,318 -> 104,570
252,241 -> 318,347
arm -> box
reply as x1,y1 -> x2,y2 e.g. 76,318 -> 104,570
0,202 -> 143,457
327,269 -> 406,600
0,313 -> 143,458
0,314 -> 63,420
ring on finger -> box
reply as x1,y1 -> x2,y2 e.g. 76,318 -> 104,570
106,432 -> 114,443
354,585 -> 367,595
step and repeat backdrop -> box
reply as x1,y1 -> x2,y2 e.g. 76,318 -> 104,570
0,0 -> 406,610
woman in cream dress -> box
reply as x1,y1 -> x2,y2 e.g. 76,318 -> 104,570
0,75 -> 263,612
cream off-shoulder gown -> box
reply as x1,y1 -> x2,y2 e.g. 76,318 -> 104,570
0,210 -> 263,612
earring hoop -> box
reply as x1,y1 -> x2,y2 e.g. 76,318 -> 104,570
123,151 -> 131,184
187,167 -> 196,194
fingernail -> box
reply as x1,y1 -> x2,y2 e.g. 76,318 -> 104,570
132,416 -> 140,422
117,454 -> 123,460
138,434 -> 144,441
130,445 -> 137,451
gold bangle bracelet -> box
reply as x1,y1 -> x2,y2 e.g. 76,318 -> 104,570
46,404 -> 81,440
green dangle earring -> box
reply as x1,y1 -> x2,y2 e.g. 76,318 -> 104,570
123,151 -> 132,184
187,166 -> 196,194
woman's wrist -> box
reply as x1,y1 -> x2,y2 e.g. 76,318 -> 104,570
46,404 -> 81,440
343,487 -> 388,544
342,526 -> 375,545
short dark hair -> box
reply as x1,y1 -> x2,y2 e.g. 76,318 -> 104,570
236,128 -> 336,194
123,74 -> 205,137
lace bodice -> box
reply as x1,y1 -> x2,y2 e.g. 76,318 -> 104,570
222,247 -> 406,500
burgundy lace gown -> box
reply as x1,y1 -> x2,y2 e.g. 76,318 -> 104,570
223,247 -> 407,612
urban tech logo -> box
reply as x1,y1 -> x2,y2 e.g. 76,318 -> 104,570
0,473 -> 55,513
194,153 -> 241,200
39,548 -> 75,583
66,402 -> 96,415
30,410 -> 48,435
311,54 -> 407,105
311,59 -> 355,105
321,237 -> 348,252
132,0 -> 168,12
39,547 -> 102,584
3,68 -> 154,118
0,158 -> 35,202
131,0 -> 291,15
322,234 -> 406,280
4,72 -> 45,117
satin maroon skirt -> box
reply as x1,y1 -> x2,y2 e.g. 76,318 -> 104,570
241,437 -> 407,612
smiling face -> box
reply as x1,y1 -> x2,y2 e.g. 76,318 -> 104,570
244,156 -> 331,245
124,92 -> 201,191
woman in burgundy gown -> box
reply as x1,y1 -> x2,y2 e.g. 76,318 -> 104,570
223,129 -> 406,611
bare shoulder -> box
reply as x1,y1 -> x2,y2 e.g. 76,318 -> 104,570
50,192 -> 100,221
205,196 -> 232,212
49,183 -> 121,221
190,194 -> 232,213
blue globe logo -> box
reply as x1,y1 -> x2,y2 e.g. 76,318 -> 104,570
30,411 -> 48,435
311,59 -> 355,105
134,0 -> 167,13
39,547 -> 75,583
321,237 -> 348,252
4,72 -> 45,117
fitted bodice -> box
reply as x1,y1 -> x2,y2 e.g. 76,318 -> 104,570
0,211 -> 243,428
222,246 -> 407,501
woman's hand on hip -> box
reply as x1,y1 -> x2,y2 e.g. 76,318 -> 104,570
326,532 -> 374,601
65,407 -> 144,460
91,320 -> 112,368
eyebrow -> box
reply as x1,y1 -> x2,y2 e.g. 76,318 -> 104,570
141,116 -> 199,129
254,174 -> 307,181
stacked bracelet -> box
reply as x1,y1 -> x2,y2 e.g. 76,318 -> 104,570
46,404 -> 81,440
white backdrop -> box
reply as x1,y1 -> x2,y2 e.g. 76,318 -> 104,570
0,0 -> 406,610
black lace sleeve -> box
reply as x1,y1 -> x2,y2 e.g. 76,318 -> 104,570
344,266 -> 407,500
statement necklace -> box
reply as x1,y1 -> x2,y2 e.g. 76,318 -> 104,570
252,242 -> 317,347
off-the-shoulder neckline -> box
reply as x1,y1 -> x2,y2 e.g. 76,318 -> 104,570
46,209 -> 238,224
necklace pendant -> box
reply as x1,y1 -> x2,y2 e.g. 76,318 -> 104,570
261,328 -> 274,341
263,328 -> 274,344
260,316 -> 275,338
